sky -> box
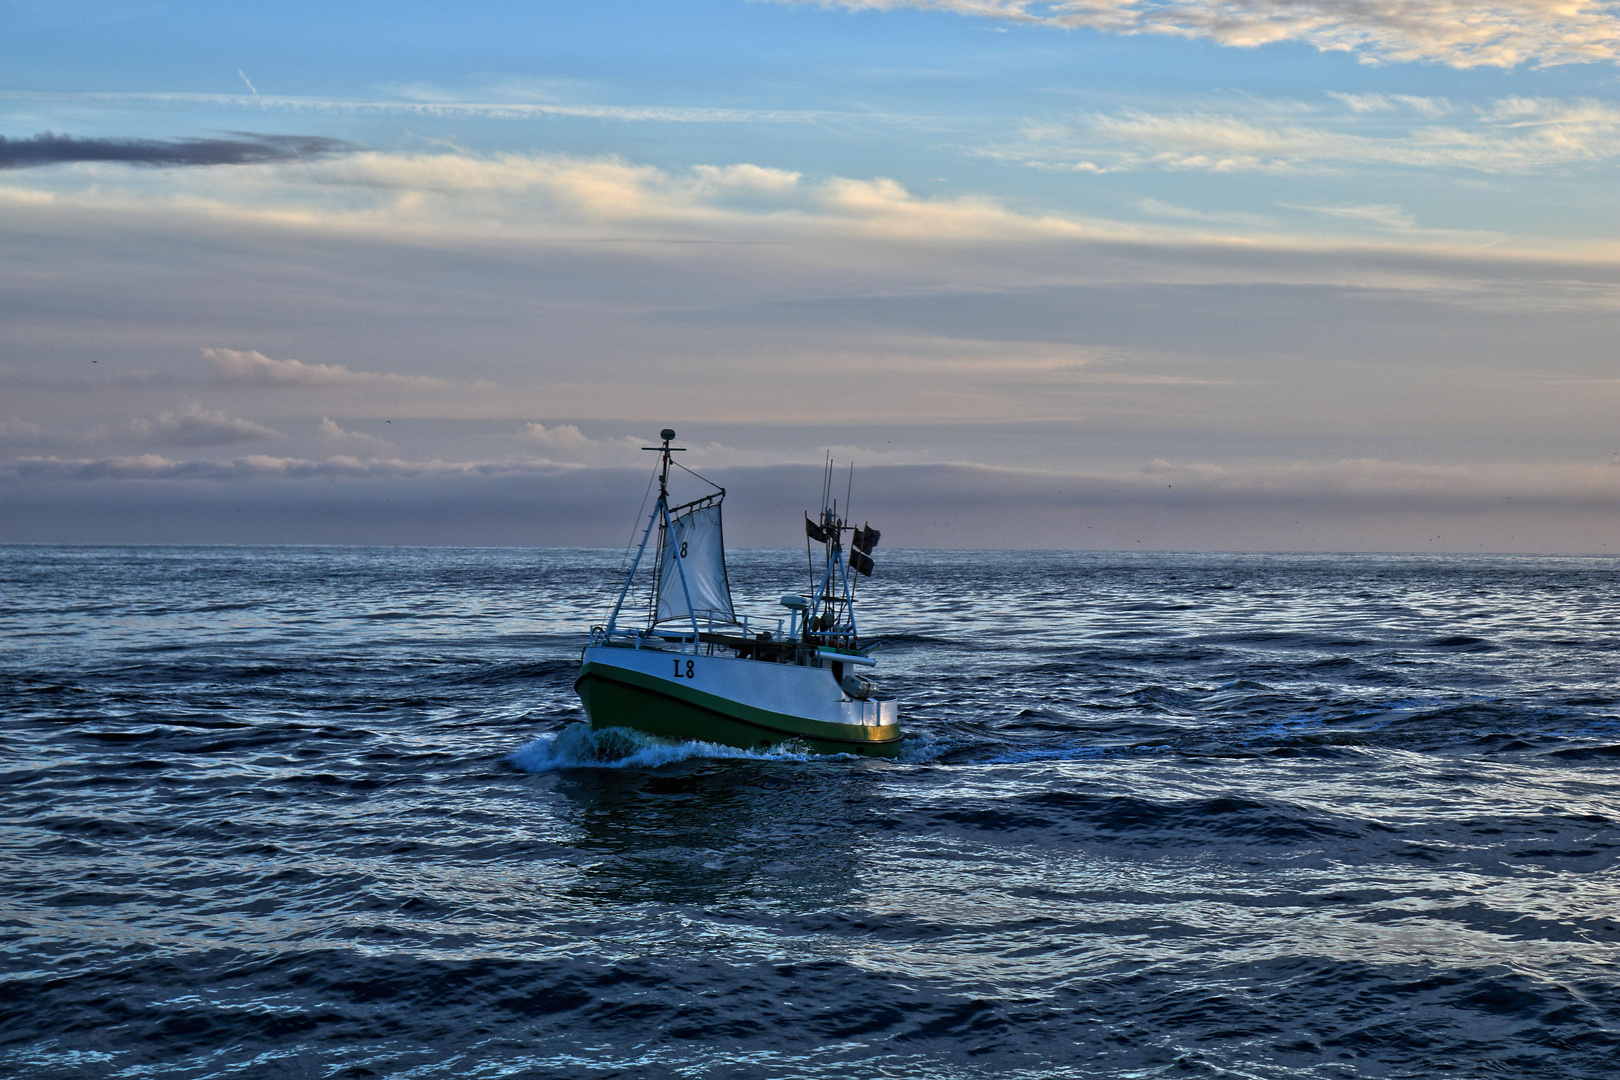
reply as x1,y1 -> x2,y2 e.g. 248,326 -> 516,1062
1,0 -> 1616,552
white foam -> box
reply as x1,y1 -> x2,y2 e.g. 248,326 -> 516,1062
507,723 -> 825,772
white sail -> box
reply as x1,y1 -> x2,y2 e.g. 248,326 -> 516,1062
656,503 -> 735,624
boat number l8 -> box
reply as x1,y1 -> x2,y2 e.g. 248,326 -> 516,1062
673,659 -> 695,678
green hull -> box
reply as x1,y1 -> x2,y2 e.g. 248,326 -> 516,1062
575,661 -> 902,758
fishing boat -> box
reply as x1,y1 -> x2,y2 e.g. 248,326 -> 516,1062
574,429 -> 902,756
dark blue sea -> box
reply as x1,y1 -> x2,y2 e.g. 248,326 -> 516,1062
3,545 -> 1619,1079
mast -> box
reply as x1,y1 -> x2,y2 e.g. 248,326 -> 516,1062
608,427 -> 731,652
646,428 -> 675,615
803,456 -> 866,650
606,427 -> 683,639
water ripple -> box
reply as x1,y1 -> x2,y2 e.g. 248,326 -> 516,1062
2,546 -> 1618,1078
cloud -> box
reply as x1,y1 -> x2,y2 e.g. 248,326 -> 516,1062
689,163 -> 805,196
1326,93 -> 1453,117
517,423 -> 987,469
204,348 -> 449,389
318,151 -> 810,223
6,144 -> 1100,245
7,138 -> 1598,258
2,454 -> 566,482
9,452 -> 1615,509
524,422 -> 593,450
383,75 -> 593,105
1098,456 -> 1620,508
126,403 -> 282,447
316,417 -> 396,452
3,410 -> 280,452
0,418 -> 45,442
4,457 -> 1614,556
795,1 -> 1620,69
1290,203 -> 1417,230
980,95 -> 1620,174
0,131 -> 355,170
523,423 -> 695,466
810,175 -> 1076,239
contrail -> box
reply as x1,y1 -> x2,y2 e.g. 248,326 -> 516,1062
238,68 -> 335,201
1464,232 -> 1532,253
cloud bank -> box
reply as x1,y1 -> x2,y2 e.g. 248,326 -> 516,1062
7,454 -> 1613,509
2,460 -> 1613,552
985,95 -> 1620,174
801,0 -> 1620,68
127,403 -> 282,448
0,131 -> 355,170
3,140 -> 1614,554
9,139 -> 1611,262
204,348 -> 449,389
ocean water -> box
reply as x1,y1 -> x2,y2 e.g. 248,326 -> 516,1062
3,545 -> 1619,1079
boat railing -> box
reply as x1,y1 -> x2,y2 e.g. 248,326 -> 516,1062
805,627 -> 859,648
701,609 -> 783,640
589,611 -> 785,653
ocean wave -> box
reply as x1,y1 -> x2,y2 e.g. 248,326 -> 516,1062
507,723 -> 826,771
11,547 -> 1620,1080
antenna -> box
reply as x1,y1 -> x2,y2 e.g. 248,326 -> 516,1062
641,427 -> 684,502
821,451 -> 832,522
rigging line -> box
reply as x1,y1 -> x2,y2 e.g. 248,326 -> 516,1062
646,515 -> 662,628
844,462 -> 854,531
823,452 -> 833,519
240,69 -> 335,203
670,458 -> 724,492
845,462 -> 859,610
806,517 -> 815,603
816,453 -> 824,521
617,463 -> 658,578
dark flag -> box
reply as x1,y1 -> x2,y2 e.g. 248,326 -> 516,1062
805,515 -> 830,543
853,524 -> 880,554
849,547 -> 874,577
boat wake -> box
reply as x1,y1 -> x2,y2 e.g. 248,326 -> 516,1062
508,722 -> 826,771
